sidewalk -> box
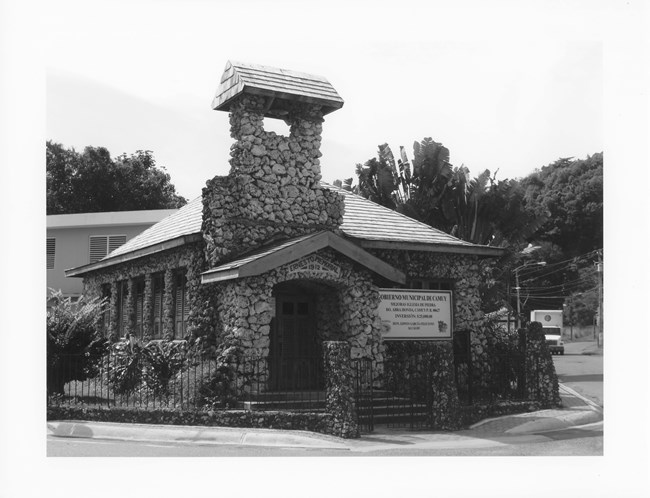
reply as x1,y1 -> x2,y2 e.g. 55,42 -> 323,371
47,383 -> 603,452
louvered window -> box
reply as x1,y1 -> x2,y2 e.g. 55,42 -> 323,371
174,272 -> 188,339
407,279 -> 453,291
116,281 -> 128,337
135,280 -> 145,338
89,235 -> 127,263
47,238 -> 56,269
152,274 -> 164,338
101,285 -> 111,337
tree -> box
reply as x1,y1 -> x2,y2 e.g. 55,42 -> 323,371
46,141 -> 187,214
521,153 -> 603,258
352,138 -> 543,247
47,290 -> 109,394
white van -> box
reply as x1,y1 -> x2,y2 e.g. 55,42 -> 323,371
530,310 -> 564,355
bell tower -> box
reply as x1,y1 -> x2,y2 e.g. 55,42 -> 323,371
202,61 -> 346,266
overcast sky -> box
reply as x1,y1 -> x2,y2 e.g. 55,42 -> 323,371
43,0 -> 607,201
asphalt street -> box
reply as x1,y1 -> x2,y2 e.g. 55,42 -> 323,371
553,341 -> 603,407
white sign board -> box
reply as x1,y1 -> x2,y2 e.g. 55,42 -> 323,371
378,289 -> 453,340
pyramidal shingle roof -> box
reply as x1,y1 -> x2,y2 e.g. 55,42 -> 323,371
67,183 -> 501,276
212,61 -> 344,116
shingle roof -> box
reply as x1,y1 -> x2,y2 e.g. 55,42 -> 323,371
329,184 -> 476,248
212,61 -> 344,116
70,182 -> 501,275
107,195 -> 204,258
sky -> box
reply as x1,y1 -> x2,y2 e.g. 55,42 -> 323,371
1,0 -> 649,496
42,0 -> 608,201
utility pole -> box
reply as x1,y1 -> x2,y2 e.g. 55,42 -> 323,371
515,269 -> 522,330
596,252 -> 603,347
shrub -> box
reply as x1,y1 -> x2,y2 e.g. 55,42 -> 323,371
108,340 -> 188,397
47,290 -> 108,394
108,340 -> 148,395
195,346 -> 243,409
143,341 -> 187,397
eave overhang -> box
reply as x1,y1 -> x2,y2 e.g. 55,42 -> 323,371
353,239 -> 506,257
65,234 -> 203,278
201,231 -> 406,285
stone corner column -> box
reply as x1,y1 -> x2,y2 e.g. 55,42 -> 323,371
323,341 -> 359,439
163,269 -> 175,341
108,281 -> 119,342
425,341 -> 461,430
522,322 -> 562,407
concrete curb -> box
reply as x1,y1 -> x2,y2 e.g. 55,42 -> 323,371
559,383 -> 603,413
47,421 -> 350,450
504,408 -> 602,434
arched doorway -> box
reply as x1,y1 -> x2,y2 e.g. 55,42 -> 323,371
269,280 -> 340,391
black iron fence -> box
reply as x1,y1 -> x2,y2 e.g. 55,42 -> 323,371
48,352 -> 326,412
352,357 -> 374,433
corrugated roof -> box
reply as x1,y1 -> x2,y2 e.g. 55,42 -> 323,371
212,61 -> 344,115
107,195 -> 203,258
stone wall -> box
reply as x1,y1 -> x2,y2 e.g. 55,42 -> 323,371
368,249 -> 495,390
202,94 -> 345,267
207,248 -> 384,370
82,243 -> 210,341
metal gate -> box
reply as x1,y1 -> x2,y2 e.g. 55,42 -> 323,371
352,354 -> 436,431
453,330 -> 474,405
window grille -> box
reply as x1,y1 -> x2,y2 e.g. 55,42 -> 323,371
47,238 -> 56,269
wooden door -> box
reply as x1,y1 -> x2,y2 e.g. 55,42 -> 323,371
269,294 -> 322,390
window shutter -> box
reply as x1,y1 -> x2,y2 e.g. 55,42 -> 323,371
89,236 -> 108,263
120,282 -> 128,335
135,284 -> 144,337
153,275 -> 162,338
108,235 -> 127,253
46,238 -> 56,269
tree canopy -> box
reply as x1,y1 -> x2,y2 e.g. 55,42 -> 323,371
341,139 -> 603,323
47,141 -> 187,215
520,153 -> 603,258
345,138 -> 544,248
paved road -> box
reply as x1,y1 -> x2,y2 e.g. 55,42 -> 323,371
553,341 -> 603,407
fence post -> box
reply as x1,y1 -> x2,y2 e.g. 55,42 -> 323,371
323,341 -> 359,438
